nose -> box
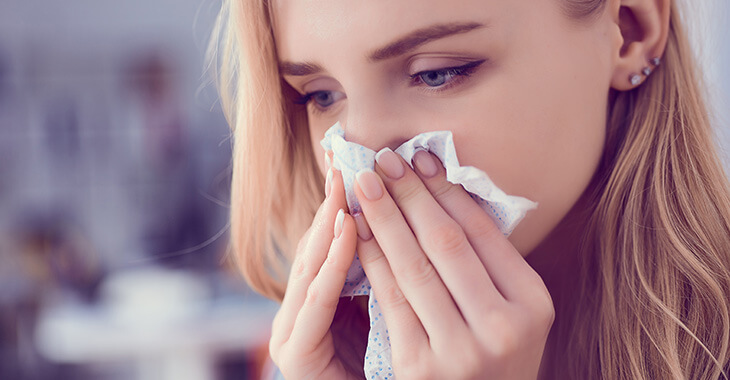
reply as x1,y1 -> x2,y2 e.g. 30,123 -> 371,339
340,93 -> 413,152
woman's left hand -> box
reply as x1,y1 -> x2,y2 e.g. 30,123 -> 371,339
352,149 -> 554,380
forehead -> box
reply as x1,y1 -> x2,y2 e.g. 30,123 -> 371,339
271,0 -> 511,63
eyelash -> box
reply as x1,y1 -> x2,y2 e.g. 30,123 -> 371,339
293,91 -> 338,117
294,59 -> 486,116
409,59 -> 486,92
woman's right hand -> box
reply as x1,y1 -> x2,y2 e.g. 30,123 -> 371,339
268,160 -> 366,380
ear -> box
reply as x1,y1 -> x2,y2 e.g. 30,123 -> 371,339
609,0 -> 670,91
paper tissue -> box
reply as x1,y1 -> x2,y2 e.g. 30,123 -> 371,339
320,121 -> 537,379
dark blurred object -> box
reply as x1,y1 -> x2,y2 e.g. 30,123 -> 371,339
0,210 -> 103,379
124,52 -> 186,170
120,51 -> 225,270
14,210 -> 104,302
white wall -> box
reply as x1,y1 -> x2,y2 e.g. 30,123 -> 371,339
684,0 -> 730,166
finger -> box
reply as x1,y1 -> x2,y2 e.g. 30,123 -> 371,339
372,148 -> 504,326
412,151 -> 547,305
356,236 -> 428,361
275,167 -> 348,341
353,167 -> 466,347
288,210 -> 357,349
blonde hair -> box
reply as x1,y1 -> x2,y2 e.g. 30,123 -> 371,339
207,0 -> 730,378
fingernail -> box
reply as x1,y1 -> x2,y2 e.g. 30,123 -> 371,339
325,168 -> 333,198
334,208 -> 345,238
413,150 -> 438,178
356,169 -> 384,201
324,151 -> 331,172
352,212 -> 372,240
375,148 -> 404,180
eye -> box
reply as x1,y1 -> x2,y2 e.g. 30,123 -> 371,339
294,90 -> 345,114
310,91 -> 335,107
419,71 -> 450,87
410,59 -> 486,89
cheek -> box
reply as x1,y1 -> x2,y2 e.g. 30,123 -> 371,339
448,40 -> 608,255
310,128 -> 328,177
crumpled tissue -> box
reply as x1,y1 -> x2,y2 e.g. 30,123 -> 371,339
320,121 -> 537,380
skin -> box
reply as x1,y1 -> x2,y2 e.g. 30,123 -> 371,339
268,0 -> 670,378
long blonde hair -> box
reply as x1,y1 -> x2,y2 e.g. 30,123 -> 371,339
207,0 -> 730,378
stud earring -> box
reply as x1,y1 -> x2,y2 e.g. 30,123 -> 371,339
630,56 -> 662,86
630,74 -> 642,86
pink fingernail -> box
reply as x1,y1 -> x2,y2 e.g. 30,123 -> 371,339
334,209 -> 345,238
356,169 -> 384,201
324,151 -> 332,172
413,150 -> 438,178
375,148 -> 404,180
353,212 -> 373,240
325,168 -> 333,198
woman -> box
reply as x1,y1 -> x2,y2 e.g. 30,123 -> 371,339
207,0 -> 730,378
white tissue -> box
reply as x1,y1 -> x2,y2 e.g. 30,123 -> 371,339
320,121 -> 537,380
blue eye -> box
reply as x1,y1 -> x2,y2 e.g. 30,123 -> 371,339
310,91 -> 335,107
294,90 -> 345,113
419,70 -> 449,87
411,59 -> 486,89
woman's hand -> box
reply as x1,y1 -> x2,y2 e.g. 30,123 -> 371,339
354,149 -> 555,380
269,161 -> 367,380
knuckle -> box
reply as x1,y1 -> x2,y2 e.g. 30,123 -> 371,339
484,313 -> 520,359
402,256 -> 438,288
268,333 -> 283,364
366,205 -> 402,230
429,181 -> 460,201
305,281 -> 338,311
379,282 -> 408,310
291,257 -> 312,281
453,349 -> 483,379
543,304 -> 556,329
358,244 -> 386,267
539,287 -> 556,317
534,291 -> 556,330
323,250 -> 349,277
304,283 -> 320,307
461,210 -> 501,241
393,181 -> 425,208
492,332 -> 520,360
523,278 -> 555,328
427,222 -> 468,256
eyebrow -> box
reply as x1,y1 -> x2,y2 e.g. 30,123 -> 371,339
279,21 -> 486,77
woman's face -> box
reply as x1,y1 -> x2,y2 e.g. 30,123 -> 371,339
273,0 -> 618,255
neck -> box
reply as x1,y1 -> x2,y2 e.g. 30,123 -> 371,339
526,203 -> 588,298
526,189 -> 595,379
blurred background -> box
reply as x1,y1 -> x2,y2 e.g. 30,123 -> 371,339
0,1 -> 278,379
0,1 -> 728,380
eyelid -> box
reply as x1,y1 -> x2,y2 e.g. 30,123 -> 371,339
406,56 -> 483,76
300,77 -> 342,96
408,59 -> 486,94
